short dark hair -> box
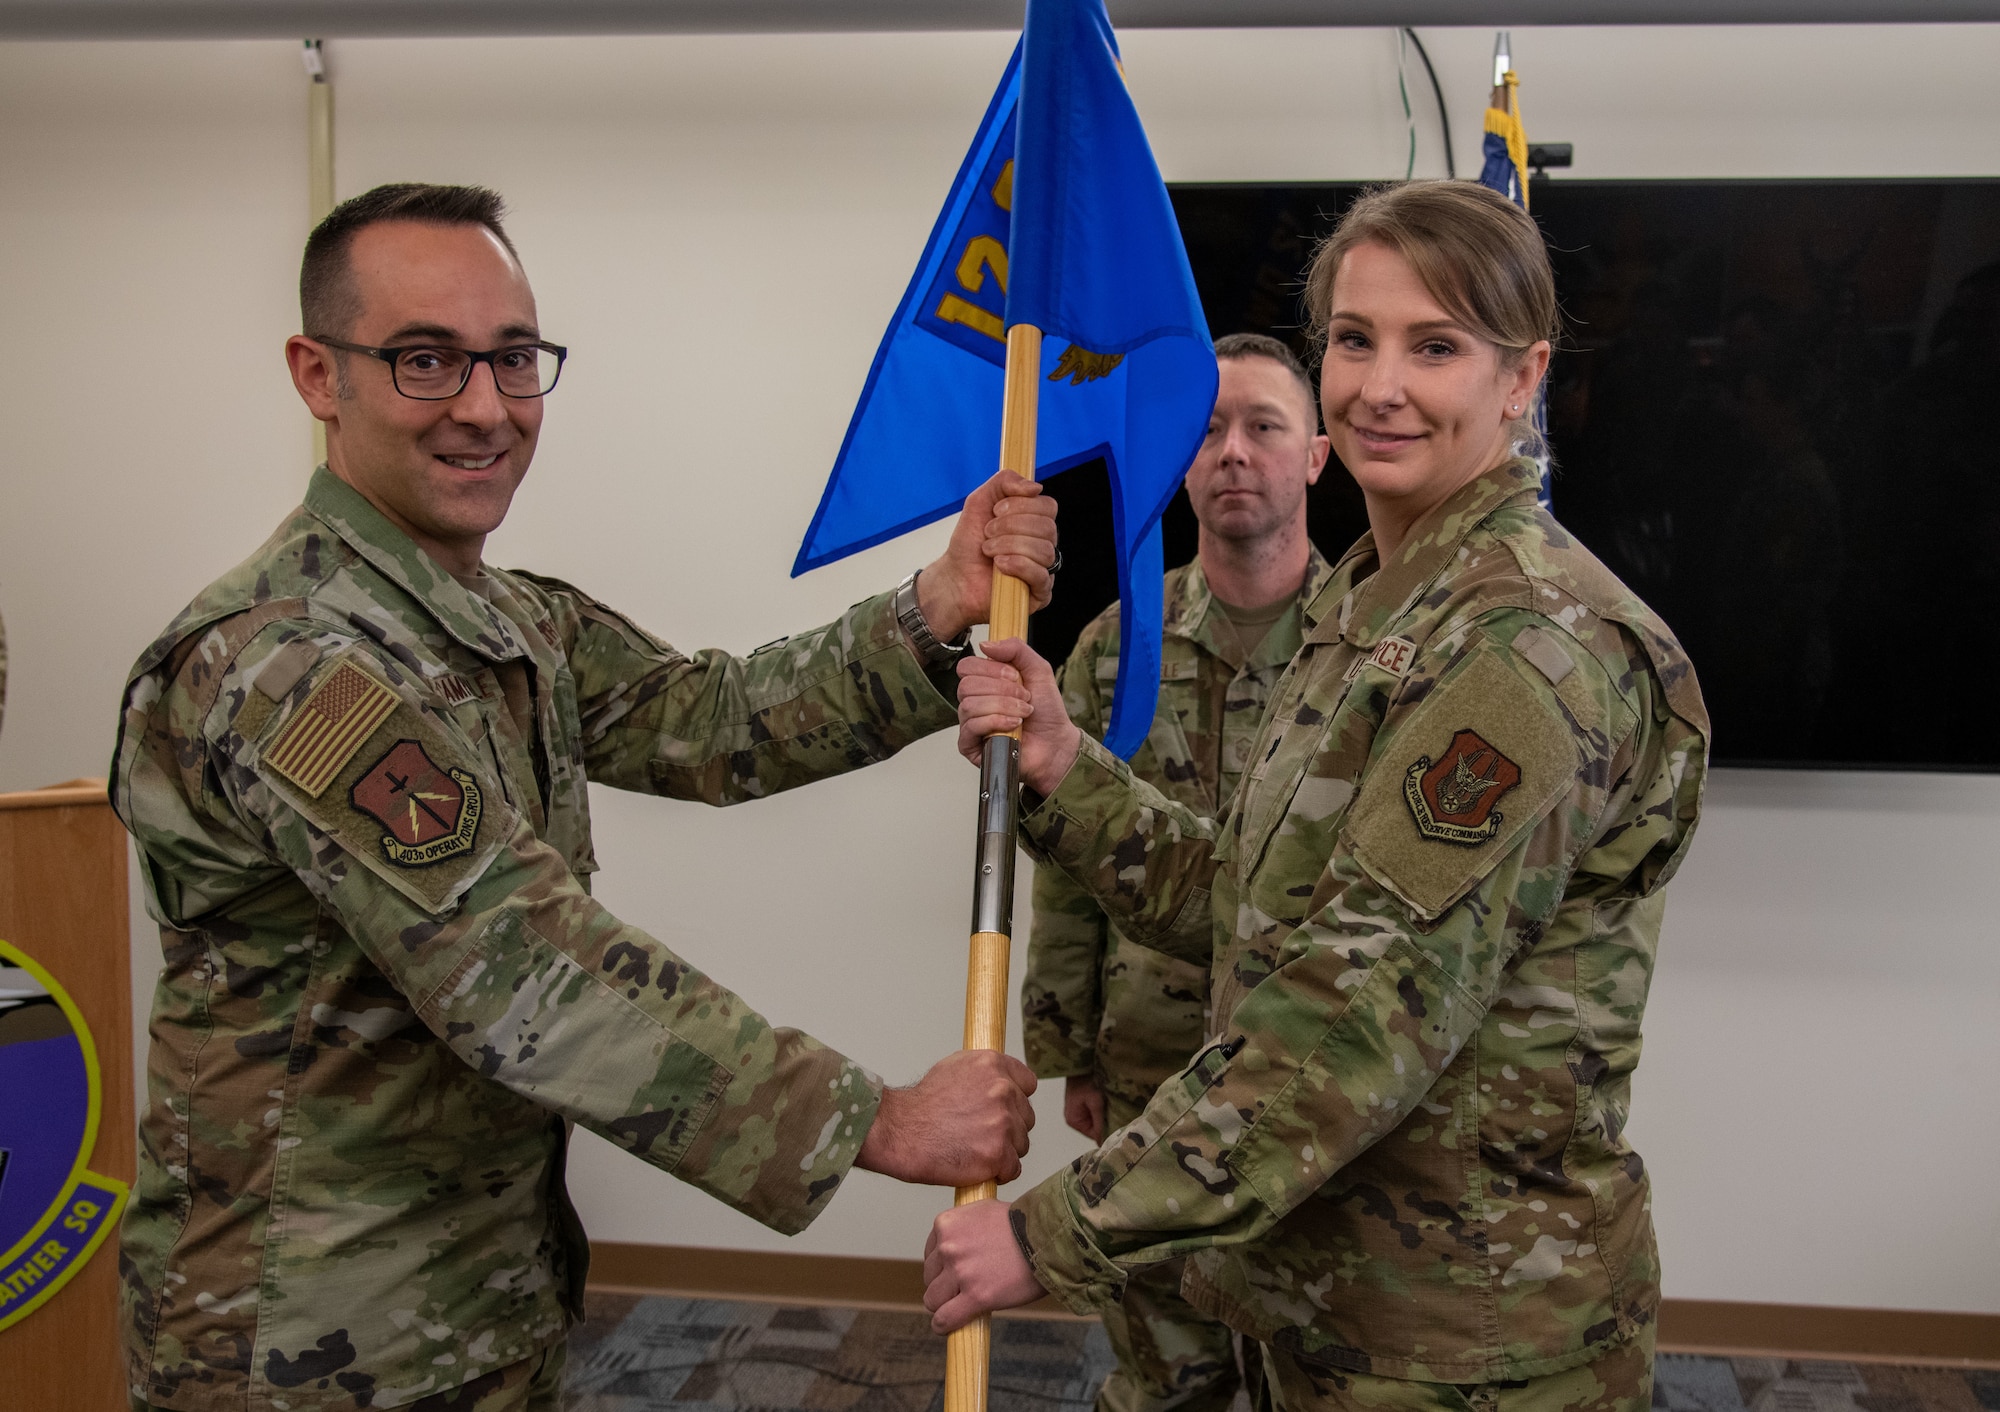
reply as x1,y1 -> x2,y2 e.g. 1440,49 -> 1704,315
1213,331 -> 1317,426
300,183 -> 520,338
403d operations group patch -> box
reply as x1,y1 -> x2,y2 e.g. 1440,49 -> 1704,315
0,938 -> 128,1331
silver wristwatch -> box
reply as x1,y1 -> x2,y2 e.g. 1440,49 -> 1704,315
893,570 -> 973,670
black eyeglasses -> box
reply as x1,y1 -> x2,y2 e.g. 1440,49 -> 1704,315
311,336 -> 568,400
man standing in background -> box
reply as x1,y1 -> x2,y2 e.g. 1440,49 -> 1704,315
1022,333 -> 1331,1412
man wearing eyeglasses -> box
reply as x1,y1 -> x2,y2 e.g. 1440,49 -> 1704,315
111,183 -> 1056,1412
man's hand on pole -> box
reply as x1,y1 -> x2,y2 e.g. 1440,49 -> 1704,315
919,471 -> 1060,642
853,1049 -> 1038,1187
924,1199 -> 1049,1334
955,638 -> 1081,794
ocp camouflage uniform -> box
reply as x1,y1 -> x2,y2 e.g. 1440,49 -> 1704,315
1024,549 -> 1331,1412
1011,460 -> 1708,1409
111,468 -> 959,1411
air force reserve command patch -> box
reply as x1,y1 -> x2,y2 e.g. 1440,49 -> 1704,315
352,740 -> 483,867
1404,728 -> 1522,845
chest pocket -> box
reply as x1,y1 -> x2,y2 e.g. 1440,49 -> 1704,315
542,661 -> 599,881
1234,641 -> 1411,929
1240,645 -> 1362,861
1097,649 -> 1209,811
447,668 -> 599,883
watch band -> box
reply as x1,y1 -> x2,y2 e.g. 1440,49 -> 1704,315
893,570 -> 973,670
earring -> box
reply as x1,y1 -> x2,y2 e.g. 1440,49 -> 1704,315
1510,404 -> 1520,413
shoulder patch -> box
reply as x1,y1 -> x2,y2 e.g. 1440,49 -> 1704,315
1344,646 -> 1580,922
263,660 -> 398,796
1403,729 -> 1521,845
351,740 -> 484,867
253,651 -> 517,915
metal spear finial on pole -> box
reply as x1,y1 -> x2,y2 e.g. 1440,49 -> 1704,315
943,319 -> 1042,1412
304,38 -> 334,467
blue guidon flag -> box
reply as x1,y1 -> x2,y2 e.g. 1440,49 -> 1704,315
793,0 -> 1215,759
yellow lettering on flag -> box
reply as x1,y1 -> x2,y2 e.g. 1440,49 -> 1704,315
955,235 -> 1008,295
933,294 -> 1005,342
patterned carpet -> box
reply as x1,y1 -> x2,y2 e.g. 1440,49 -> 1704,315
568,1292 -> 2000,1412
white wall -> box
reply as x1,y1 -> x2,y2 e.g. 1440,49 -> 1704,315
2,25 -> 1996,1316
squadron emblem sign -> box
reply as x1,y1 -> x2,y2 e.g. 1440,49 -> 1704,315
351,739 -> 483,867
1404,728 -> 1522,846
0,940 -> 128,1332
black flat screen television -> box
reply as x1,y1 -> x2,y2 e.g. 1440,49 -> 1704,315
1028,178 -> 2000,772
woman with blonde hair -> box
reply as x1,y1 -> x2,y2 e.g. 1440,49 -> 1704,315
927,180 -> 1710,1412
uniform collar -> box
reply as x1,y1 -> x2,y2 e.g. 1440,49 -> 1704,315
304,465 -> 534,663
1310,458 -> 1543,649
1174,543 -> 1337,670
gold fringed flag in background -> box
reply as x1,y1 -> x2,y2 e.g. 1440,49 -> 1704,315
1481,31 -> 1530,208
1479,31 -> 1550,505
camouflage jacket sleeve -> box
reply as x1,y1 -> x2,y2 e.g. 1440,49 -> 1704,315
1020,737 -> 1223,969
514,574 -> 956,801
1021,631 -> 1115,1080
1010,610 -> 1701,1313
134,624 -> 882,1236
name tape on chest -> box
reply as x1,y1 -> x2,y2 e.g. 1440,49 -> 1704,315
1344,635 -> 1418,685
434,672 -> 477,707
263,662 -> 399,797
1096,656 -> 1199,681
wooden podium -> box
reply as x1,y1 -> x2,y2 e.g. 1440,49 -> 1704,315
0,780 -> 134,1411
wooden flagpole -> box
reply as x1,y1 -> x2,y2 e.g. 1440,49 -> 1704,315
944,320 -> 1042,1412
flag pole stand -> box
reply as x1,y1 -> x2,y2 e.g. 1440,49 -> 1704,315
945,321 -> 1042,1412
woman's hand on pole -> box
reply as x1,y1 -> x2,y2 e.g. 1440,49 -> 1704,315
923,1199 -> 1049,1334
956,639 -> 1080,795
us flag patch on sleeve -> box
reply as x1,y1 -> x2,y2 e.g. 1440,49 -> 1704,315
262,661 -> 399,797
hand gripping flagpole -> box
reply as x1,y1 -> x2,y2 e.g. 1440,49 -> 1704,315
946,320 -> 1042,1412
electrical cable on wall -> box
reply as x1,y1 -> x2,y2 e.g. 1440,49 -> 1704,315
1401,27 -> 1454,178
1396,28 -> 1416,179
